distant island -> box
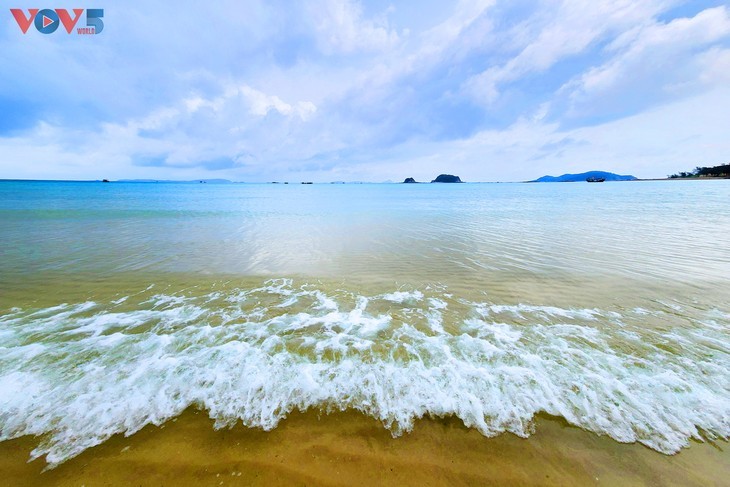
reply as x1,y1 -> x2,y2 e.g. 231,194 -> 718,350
431,174 -> 462,183
402,174 -> 463,183
530,171 -> 637,183
668,164 -> 730,179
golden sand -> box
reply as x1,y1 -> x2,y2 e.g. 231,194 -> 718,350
1,410 -> 727,487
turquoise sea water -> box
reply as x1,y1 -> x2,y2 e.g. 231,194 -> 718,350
1,180 -> 729,466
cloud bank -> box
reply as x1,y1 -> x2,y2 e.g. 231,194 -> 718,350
1,0 -> 729,181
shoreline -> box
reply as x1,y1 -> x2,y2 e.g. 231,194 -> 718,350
1,409 -> 727,486
1,176 -> 728,184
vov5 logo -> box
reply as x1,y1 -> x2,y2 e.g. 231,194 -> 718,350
10,8 -> 104,34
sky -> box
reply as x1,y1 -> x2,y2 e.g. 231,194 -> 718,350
1,0 -> 729,182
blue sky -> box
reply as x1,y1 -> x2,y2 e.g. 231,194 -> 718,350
1,0 -> 729,181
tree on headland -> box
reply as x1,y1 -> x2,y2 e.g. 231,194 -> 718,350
668,163 -> 730,178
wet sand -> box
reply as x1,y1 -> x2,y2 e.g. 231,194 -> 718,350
1,409 -> 727,487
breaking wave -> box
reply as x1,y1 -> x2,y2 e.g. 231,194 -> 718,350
0,279 -> 728,467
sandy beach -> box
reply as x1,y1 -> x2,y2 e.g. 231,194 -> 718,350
1,409 -> 728,487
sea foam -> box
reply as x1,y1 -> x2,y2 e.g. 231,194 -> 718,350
0,279 -> 728,467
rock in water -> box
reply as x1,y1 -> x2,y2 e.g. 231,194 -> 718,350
431,174 -> 462,183
403,177 -> 417,183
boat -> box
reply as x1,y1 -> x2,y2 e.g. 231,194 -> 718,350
586,177 -> 605,182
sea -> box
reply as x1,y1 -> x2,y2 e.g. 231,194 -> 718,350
0,179 -> 728,468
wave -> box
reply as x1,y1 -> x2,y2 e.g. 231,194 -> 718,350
0,279 -> 728,467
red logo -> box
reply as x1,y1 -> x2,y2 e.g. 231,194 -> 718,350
10,8 -> 103,34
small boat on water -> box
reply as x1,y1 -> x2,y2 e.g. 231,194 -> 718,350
586,177 -> 605,182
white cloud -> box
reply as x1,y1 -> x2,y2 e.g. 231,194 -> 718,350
0,84 -> 323,179
2,84 -> 727,182
238,86 -> 317,120
304,0 -> 495,99
1,1 -> 728,183
308,0 -> 400,53
463,0 -> 673,104
386,87 -> 730,182
698,47 -> 730,85
563,6 -> 730,107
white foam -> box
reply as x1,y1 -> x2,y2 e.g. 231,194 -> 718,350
379,291 -> 424,304
487,304 -> 599,321
0,281 -> 728,468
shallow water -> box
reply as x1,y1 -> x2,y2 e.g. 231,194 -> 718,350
0,180 -> 728,467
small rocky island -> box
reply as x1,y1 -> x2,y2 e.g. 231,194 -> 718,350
431,174 -> 462,183
402,174 -> 463,183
